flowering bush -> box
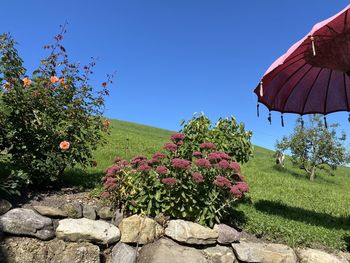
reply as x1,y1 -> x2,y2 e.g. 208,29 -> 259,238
179,113 -> 253,163
102,132 -> 249,227
0,29 -> 111,187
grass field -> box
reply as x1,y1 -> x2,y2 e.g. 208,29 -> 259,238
64,119 -> 350,251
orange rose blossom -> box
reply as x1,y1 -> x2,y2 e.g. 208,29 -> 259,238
59,141 -> 70,151
22,77 -> 32,87
50,76 -> 59,84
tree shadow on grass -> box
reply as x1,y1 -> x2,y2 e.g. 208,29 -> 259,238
343,236 -> 350,251
61,168 -> 104,189
254,200 -> 350,230
272,165 -> 336,184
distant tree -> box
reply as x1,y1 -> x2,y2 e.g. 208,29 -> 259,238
275,115 -> 349,181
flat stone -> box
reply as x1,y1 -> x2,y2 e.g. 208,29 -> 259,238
119,215 -> 164,244
203,245 -> 237,263
0,208 -> 54,240
110,242 -> 136,263
0,236 -> 100,263
165,219 -> 218,245
56,218 -> 120,245
33,205 -> 67,218
214,224 -> 240,244
98,206 -> 114,220
83,204 -> 97,220
63,203 -> 82,218
232,241 -> 297,263
0,199 -> 12,215
138,238 -> 208,263
297,248 -> 349,263
111,209 -> 123,227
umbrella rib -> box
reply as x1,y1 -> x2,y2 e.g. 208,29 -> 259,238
325,25 -> 339,35
343,10 -> 348,32
272,62 -> 307,107
267,56 -> 305,81
343,73 -> 350,111
301,68 -> 324,114
283,51 -> 305,64
281,66 -> 313,113
323,70 -> 333,114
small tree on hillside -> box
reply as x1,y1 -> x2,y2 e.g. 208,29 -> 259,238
275,115 -> 349,181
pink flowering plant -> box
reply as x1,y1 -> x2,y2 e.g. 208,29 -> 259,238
0,28 -> 112,188
102,132 -> 249,227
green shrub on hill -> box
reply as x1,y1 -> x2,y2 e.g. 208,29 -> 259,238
179,113 -> 253,163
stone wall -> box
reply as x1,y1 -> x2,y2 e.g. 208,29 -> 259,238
0,198 -> 349,263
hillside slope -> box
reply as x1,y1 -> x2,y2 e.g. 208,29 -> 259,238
65,119 -> 350,251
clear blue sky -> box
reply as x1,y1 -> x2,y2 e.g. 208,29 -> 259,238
1,0 -> 350,150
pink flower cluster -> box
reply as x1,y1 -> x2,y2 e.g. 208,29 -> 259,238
195,158 -> 211,168
137,164 -> 151,172
230,182 -> 249,198
103,176 -> 117,190
217,160 -> 230,169
171,132 -> 185,142
213,176 -> 232,188
164,143 -> 177,152
191,172 -> 204,183
131,155 -> 147,166
199,142 -> 216,150
156,165 -> 168,175
192,151 -> 202,158
153,152 -> 166,160
230,162 -> 241,172
171,158 -> 191,169
161,177 -> 177,186
105,165 -> 121,177
207,151 -> 230,162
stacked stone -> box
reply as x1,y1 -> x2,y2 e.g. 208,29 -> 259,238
0,198 -> 348,263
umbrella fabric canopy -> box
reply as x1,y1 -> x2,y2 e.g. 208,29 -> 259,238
254,4 -> 350,123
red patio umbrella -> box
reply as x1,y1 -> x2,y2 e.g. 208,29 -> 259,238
254,4 -> 350,126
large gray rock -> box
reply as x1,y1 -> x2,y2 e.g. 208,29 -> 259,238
63,203 -> 83,218
214,224 -> 240,244
98,206 -> 114,220
232,241 -> 297,263
0,236 -> 100,263
0,208 -> 54,240
119,215 -> 164,244
203,245 -> 237,263
138,238 -> 208,263
83,204 -> 97,220
296,248 -> 349,263
56,218 -> 120,244
33,205 -> 67,218
110,242 -> 136,263
0,199 -> 12,215
165,219 -> 218,245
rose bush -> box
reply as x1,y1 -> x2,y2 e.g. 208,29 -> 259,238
0,28 -> 112,189
102,132 -> 249,227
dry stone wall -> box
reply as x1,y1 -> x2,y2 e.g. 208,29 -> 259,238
0,198 -> 348,263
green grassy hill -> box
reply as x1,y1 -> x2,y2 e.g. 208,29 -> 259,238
65,119 -> 350,251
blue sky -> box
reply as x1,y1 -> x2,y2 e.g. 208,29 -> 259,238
1,0 -> 350,150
